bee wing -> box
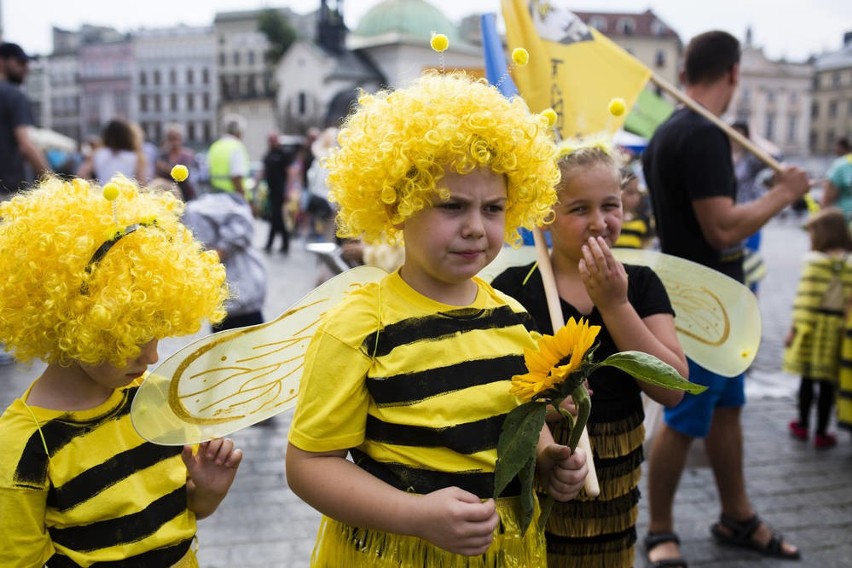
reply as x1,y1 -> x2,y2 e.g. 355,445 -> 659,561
131,266 -> 387,445
613,248 -> 760,377
478,245 -> 538,283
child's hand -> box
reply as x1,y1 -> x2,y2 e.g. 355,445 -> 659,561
537,444 -> 588,502
182,438 -> 243,519
579,236 -> 628,310
412,486 -> 498,556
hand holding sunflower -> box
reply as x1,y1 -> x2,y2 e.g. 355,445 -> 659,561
494,317 -> 706,533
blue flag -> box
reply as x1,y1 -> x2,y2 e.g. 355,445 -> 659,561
481,13 -> 518,98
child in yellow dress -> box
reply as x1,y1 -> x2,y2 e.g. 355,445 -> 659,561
784,207 -> 852,448
0,176 -> 243,567
286,72 -> 589,567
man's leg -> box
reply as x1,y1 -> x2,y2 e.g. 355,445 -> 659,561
705,406 -> 800,556
645,423 -> 693,563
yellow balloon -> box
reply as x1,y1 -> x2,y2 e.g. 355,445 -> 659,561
131,265 -> 387,445
478,246 -> 760,378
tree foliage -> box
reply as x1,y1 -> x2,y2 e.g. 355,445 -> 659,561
258,9 -> 297,64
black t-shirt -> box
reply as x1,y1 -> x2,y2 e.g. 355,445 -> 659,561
263,146 -> 297,194
0,81 -> 35,193
492,263 -> 674,421
642,107 -> 744,282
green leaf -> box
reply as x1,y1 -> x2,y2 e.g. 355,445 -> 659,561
494,403 -> 546,498
599,351 -> 708,394
517,456 -> 537,533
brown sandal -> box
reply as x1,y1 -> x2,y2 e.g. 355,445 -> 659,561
643,532 -> 688,568
710,514 -> 801,560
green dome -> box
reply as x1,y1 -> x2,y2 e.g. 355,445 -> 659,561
354,0 -> 462,44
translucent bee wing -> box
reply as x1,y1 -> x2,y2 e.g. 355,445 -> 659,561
479,246 -> 759,378
612,248 -> 760,377
131,265 -> 387,445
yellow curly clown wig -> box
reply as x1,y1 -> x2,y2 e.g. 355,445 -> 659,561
0,176 -> 228,367
327,72 -> 561,245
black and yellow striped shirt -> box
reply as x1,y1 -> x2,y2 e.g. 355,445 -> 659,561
0,380 -> 196,567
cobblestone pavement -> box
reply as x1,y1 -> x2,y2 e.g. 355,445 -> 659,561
2,216 -> 850,567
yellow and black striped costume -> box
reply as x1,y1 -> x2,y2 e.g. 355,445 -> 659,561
613,216 -> 651,249
783,252 -> 852,381
0,380 -> 197,567
492,262 -> 675,568
289,272 -> 547,566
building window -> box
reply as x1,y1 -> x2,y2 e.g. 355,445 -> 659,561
139,71 -> 147,86
765,112 -> 776,141
766,90 -> 775,103
187,69 -> 194,85
790,91 -> 798,104
233,51 -> 240,65
187,93 -> 194,111
203,121 -> 211,142
589,16 -> 607,31
153,94 -> 161,112
650,19 -> 666,36
139,94 -> 148,112
169,69 -> 177,85
203,92 -> 210,110
248,51 -> 255,65
655,50 -> 665,68
153,70 -> 161,86
298,92 -> 307,115
833,72 -> 841,87
188,122 -> 196,141
219,53 -> 226,66
787,115 -> 797,143
829,100 -> 838,118
616,17 -> 635,35
170,93 -> 178,111
202,68 -> 210,84
811,101 -> 819,118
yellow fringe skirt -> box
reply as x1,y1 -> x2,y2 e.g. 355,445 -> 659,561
310,496 -> 545,567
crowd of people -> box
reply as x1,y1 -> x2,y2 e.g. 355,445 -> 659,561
0,27 -> 849,567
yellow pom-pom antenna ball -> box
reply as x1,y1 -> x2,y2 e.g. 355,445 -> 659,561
430,33 -> 449,53
171,164 -> 189,182
511,48 -> 529,66
608,97 -> 626,117
541,108 -> 558,128
102,183 -> 120,201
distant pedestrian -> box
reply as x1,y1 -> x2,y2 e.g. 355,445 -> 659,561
822,138 -> 852,221
0,42 -> 49,195
77,118 -> 147,184
207,114 -> 250,198
155,122 -> 198,200
260,132 -> 299,253
785,207 -> 852,449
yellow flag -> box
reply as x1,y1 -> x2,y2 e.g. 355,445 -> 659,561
502,0 -> 652,139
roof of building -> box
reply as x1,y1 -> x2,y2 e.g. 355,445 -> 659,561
574,9 -> 680,41
352,0 -> 463,46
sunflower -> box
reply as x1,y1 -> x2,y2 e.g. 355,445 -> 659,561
510,317 -> 601,402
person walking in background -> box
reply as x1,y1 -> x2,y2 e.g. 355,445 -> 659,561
822,138 -> 852,220
78,118 -> 147,184
286,72 -> 588,565
207,114 -> 250,198
0,42 -> 49,196
493,143 -> 688,567
155,123 -> 198,200
783,207 -> 852,449
182,176 -> 267,333
0,176 -> 241,566
260,132 -> 299,253
641,30 -> 809,566
731,121 -> 770,292
304,127 -> 337,240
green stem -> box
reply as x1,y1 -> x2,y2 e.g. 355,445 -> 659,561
566,385 -> 591,452
538,494 -> 555,530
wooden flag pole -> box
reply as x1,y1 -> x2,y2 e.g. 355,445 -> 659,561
649,73 -> 783,172
532,226 -> 601,497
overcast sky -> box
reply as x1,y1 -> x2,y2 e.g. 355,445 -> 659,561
3,0 -> 849,62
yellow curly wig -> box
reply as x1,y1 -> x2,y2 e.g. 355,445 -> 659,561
327,72 -> 560,245
0,176 -> 228,367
